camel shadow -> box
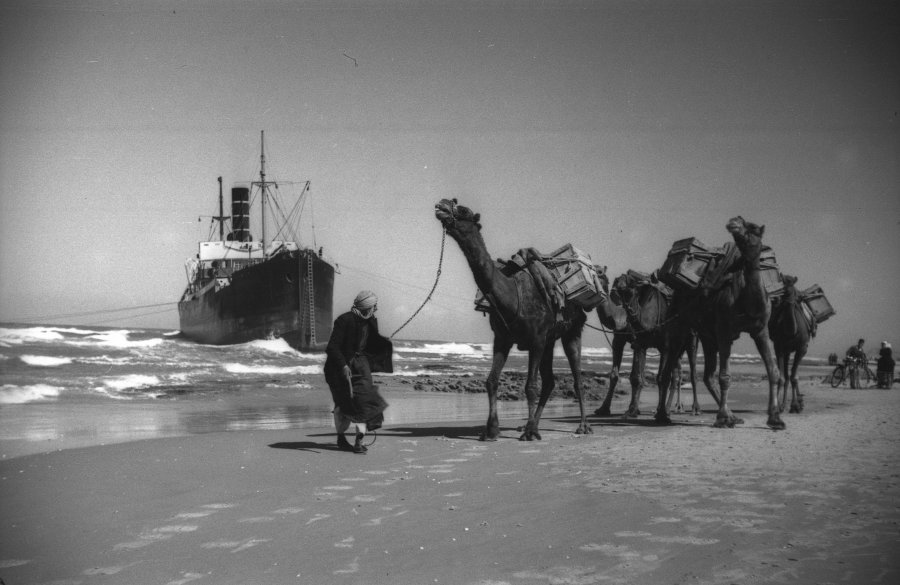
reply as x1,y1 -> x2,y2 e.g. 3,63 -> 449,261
374,425 -> 486,441
562,414 -> 704,429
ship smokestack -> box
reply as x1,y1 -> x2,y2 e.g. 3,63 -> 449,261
228,186 -> 252,242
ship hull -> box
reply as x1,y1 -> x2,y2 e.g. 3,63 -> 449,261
178,249 -> 333,351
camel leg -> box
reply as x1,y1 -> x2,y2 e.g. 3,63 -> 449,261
482,339 -> 512,441
624,348 -> 645,418
713,339 -> 742,428
519,343 -> 549,441
684,335 -> 702,415
654,345 -> 676,425
699,336 -> 721,408
790,346 -> 807,413
561,332 -> 592,435
754,332 -> 784,430
775,347 -> 788,413
595,334 -> 625,416
666,356 -> 684,414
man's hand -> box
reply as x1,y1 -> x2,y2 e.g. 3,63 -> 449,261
342,365 -> 351,378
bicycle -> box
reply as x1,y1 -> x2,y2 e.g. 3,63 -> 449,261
830,357 -> 877,388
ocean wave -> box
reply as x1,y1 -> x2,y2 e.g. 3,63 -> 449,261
223,363 -> 323,375
0,326 -> 88,345
83,330 -> 165,349
397,342 -> 486,356
20,354 -> 74,367
237,337 -> 324,361
100,374 -> 162,394
0,383 -> 62,404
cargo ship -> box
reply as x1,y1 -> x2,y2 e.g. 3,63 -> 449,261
178,132 -> 334,350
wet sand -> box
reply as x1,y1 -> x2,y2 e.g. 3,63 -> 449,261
1,376 -> 898,584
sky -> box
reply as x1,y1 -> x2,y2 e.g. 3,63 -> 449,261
1,0 -> 898,357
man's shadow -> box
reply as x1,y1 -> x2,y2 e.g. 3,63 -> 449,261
269,424 -> 491,453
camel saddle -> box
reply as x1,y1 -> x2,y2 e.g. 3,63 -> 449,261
474,246 -> 603,319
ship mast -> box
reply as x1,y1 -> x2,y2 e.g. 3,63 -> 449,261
253,130 -> 274,259
217,176 -> 224,241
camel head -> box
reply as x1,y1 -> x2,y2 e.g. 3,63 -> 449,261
781,274 -> 799,303
726,216 -> 765,264
609,273 -> 633,307
435,198 -> 481,233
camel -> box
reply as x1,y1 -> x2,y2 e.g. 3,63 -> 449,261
434,198 -> 592,440
607,271 -> 715,417
768,274 -> 811,413
656,217 -> 783,430
589,273 -> 632,416
590,271 -> 705,418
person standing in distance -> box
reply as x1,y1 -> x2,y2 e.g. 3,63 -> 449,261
323,290 -> 393,453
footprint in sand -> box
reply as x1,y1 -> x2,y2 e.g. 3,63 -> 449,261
200,538 -> 269,553
164,572 -> 206,585
306,513 -> 331,525
335,536 -> 355,548
272,507 -> 305,515
333,556 -> 360,574
113,525 -> 199,550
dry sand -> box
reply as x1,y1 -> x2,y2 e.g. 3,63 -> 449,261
1,380 -> 898,585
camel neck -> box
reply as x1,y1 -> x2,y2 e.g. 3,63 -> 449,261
594,294 -> 622,330
449,228 -> 512,303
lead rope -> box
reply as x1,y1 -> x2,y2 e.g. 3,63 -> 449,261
390,229 -> 447,339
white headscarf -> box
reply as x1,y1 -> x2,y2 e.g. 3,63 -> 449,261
352,290 -> 378,319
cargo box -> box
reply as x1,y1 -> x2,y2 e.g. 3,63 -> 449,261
800,284 -> 835,323
548,243 -> 594,268
658,237 -> 715,291
557,261 -> 604,307
543,243 -> 604,307
759,246 -> 784,298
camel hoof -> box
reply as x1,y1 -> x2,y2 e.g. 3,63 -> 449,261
518,431 -> 542,441
767,416 -> 786,430
789,404 -> 801,414
593,406 -> 611,416
654,413 -> 672,425
691,407 -> 702,416
576,424 -> 594,435
714,416 -> 737,428
478,432 -> 498,442
622,408 -> 640,419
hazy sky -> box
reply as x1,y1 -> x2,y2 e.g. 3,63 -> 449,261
1,0 -> 897,356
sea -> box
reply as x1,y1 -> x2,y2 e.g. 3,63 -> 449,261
0,322 -> 827,459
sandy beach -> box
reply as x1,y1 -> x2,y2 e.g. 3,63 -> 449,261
2,375 -> 899,585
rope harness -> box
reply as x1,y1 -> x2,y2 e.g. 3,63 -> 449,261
390,228 -> 447,339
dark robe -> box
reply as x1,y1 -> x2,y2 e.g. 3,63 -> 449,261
324,312 -> 393,427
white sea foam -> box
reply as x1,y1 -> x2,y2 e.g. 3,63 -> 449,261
101,374 -> 161,392
0,383 -> 61,404
20,354 -> 73,367
398,342 -> 485,356
0,326 -> 67,345
223,363 -> 323,375
581,346 -> 613,358
85,330 -> 164,349
244,337 -> 302,354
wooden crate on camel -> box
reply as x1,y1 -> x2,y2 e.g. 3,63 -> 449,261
799,284 -> 836,323
474,243 -> 605,312
545,244 -> 605,308
658,237 -> 784,297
